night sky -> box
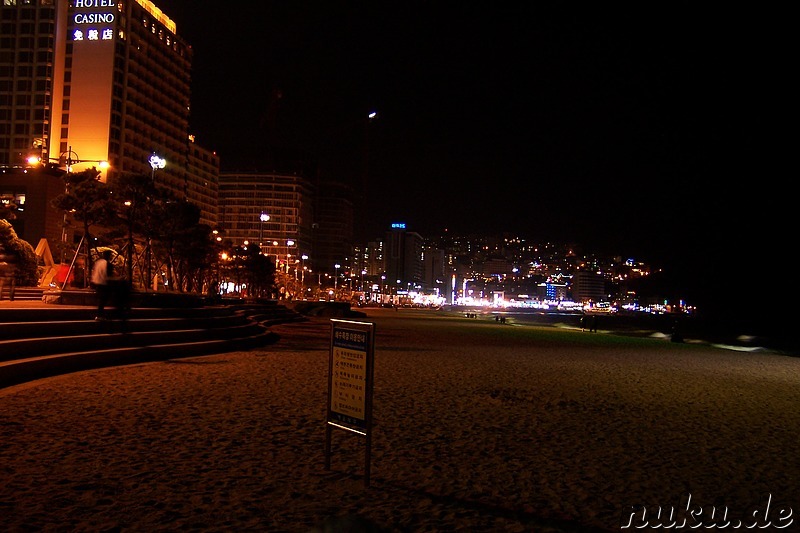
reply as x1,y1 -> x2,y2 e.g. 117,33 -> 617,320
154,3 -> 792,317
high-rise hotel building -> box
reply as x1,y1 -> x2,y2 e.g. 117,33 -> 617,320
1,0 -> 217,245
218,171 -> 315,271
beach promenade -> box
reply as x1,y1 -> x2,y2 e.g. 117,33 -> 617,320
1,306 -> 798,532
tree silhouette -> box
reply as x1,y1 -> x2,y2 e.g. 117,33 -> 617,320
107,173 -> 158,285
50,168 -> 114,282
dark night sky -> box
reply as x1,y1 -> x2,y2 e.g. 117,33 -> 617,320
155,3 -> 792,313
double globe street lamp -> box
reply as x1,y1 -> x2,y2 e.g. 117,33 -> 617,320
149,153 -> 166,180
259,212 -> 270,246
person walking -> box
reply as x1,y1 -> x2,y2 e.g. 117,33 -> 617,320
91,250 -> 113,320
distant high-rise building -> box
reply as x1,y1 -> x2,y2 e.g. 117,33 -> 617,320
186,139 -> 219,228
422,245 -> 446,294
313,179 -> 354,275
572,270 -> 607,303
217,171 -> 315,269
359,240 -> 384,277
537,282 -> 569,302
384,224 -> 424,289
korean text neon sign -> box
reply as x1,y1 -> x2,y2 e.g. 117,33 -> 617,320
72,0 -> 115,42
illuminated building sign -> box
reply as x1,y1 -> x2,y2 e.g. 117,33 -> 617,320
74,13 -> 115,23
72,0 -> 116,42
72,27 -> 114,41
391,223 -> 406,229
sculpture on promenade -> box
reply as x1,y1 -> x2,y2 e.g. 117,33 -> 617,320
0,220 -> 38,300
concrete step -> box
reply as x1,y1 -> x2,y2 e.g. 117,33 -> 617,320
0,286 -> 45,301
0,322 -> 269,362
0,303 -> 306,389
0,332 -> 278,389
0,313 -> 243,339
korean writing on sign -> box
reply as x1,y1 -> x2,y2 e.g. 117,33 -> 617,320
333,329 -> 368,347
73,28 -> 114,41
328,323 -> 373,431
325,319 -> 376,485
72,0 -> 115,42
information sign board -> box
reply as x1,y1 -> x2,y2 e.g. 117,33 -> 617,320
325,319 -> 375,486
327,319 -> 374,433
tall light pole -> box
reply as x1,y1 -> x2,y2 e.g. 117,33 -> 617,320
63,147 -> 78,173
301,254 -> 308,297
334,263 -> 341,295
259,212 -> 269,246
357,110 -> 378,244
149,153 -> 166,181
286,240 -> 295,274
270,240 -> 279,269
141,154 -> 165,289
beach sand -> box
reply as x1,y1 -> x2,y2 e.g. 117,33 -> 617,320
1,308 -> 798,532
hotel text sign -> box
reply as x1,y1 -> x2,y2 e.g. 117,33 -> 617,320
72,0 -> 115,42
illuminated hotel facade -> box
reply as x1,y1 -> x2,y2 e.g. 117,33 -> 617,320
1,0 -> 218,245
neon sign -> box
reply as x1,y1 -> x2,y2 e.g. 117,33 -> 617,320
72,0 -> 115,42
391,223 -> 406,229
74,0 -> 115,6
73,28 -> 114,41
74,13 -> 115,24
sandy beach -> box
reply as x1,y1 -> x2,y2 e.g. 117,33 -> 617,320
1,307 -> 798,532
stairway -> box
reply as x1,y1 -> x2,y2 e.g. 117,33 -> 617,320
0,286 -> 46,302
0,302 -> 306,389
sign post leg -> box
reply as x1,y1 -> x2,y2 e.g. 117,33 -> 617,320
364,430 -> 371,487
324,424 -> 332,470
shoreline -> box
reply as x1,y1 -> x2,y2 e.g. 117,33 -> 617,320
433,305 -> 797,356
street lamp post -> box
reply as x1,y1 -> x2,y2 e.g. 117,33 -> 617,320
286,240 -> 295,274
62,148 -> 79,173
269,240 -> 279,267
301,254 -> 308,298
149,153 -> 166,181
143,155 -> 165,289
334,263 -> 341,296
259,212 -> 269,246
